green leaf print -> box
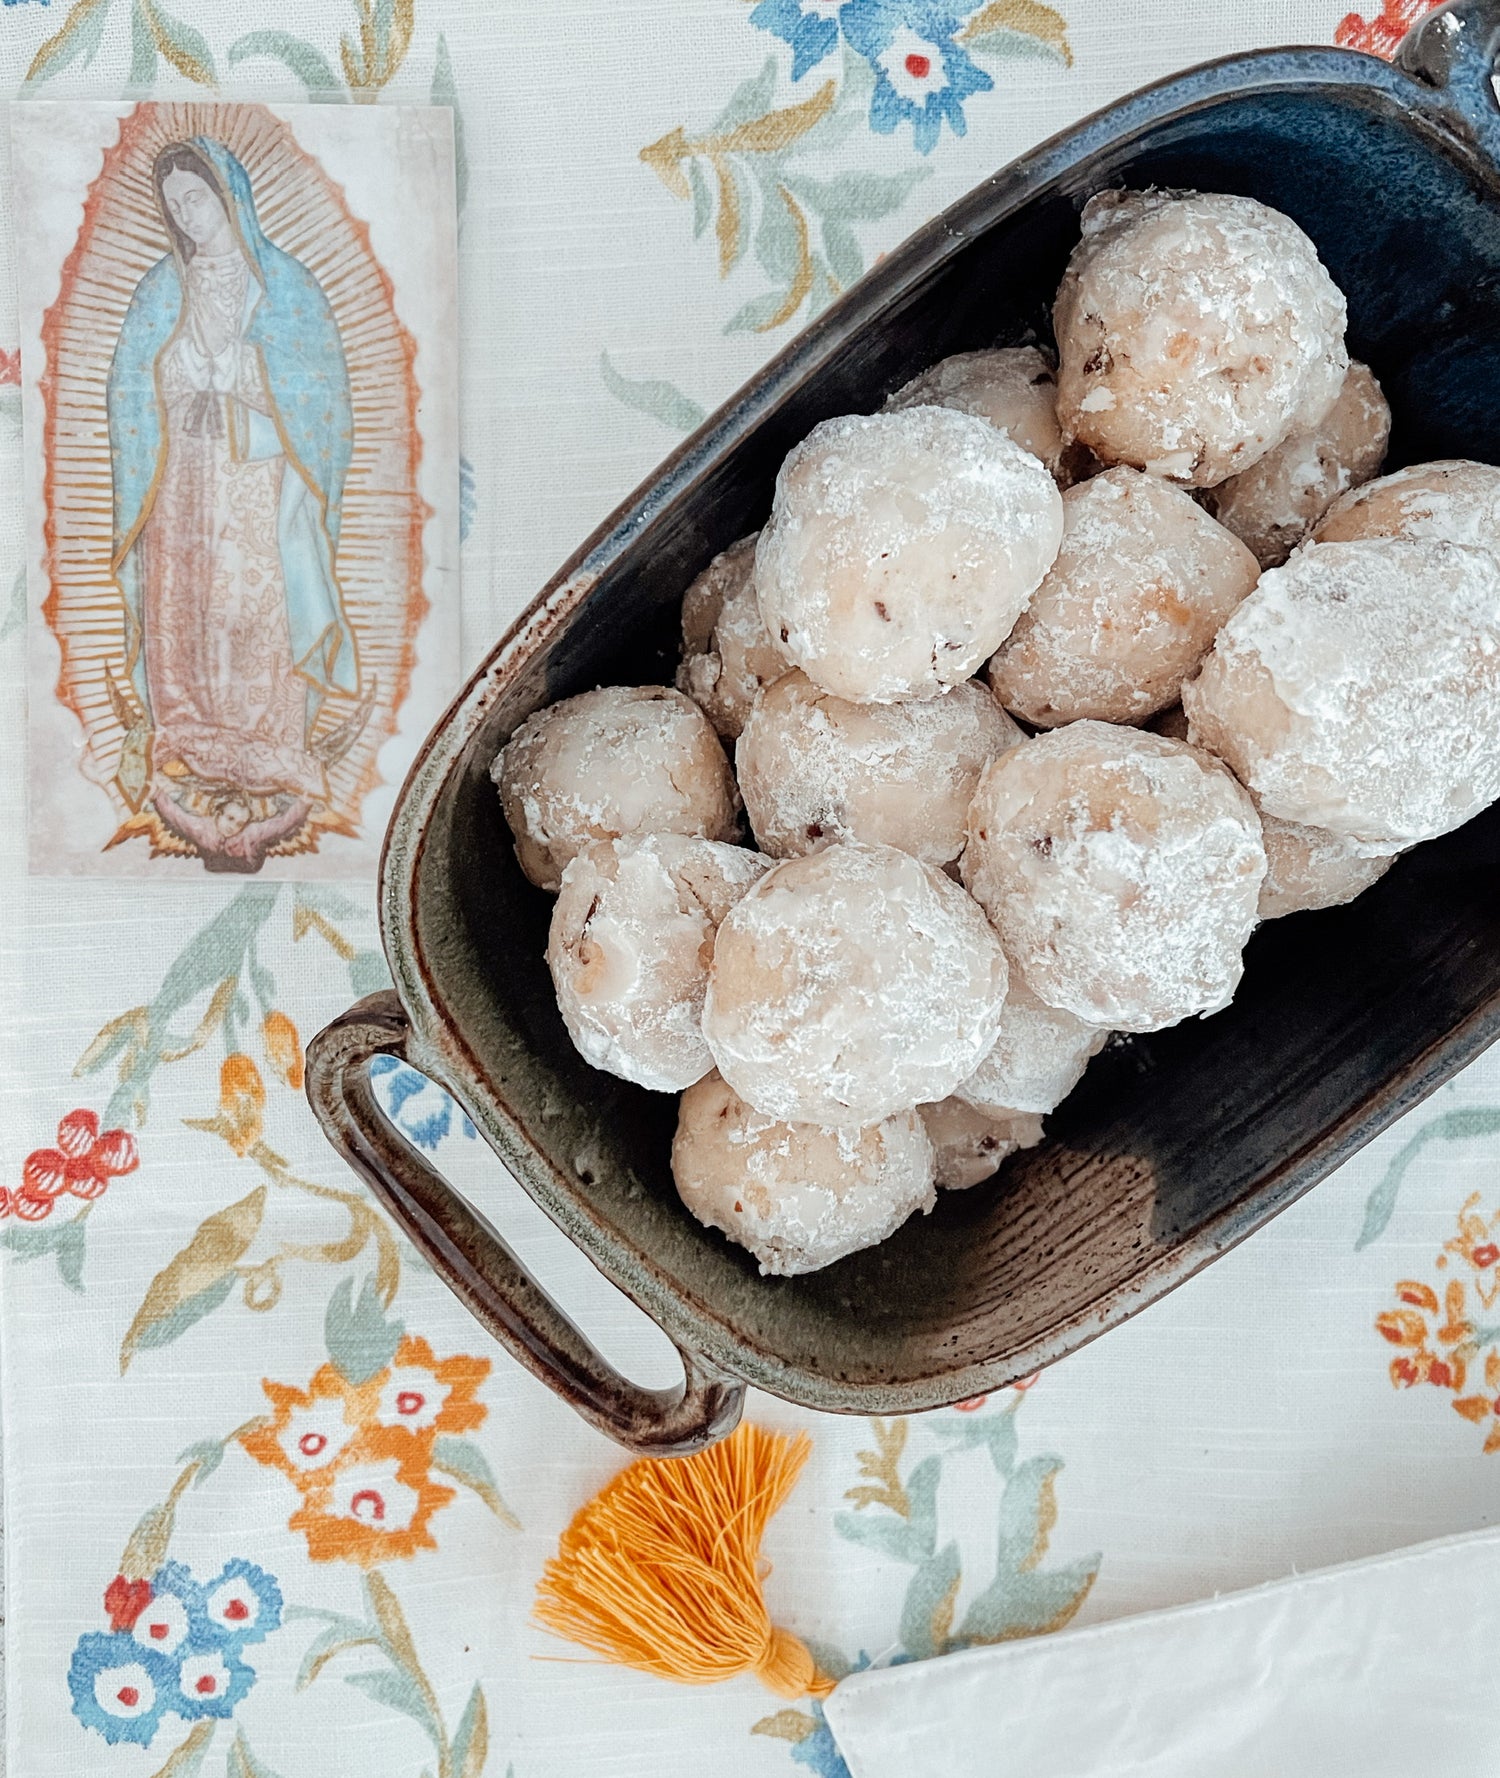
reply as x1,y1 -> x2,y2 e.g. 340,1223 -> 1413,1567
227,31 -> 348,100
325,1272 -> 405,1384
23,0 -> 113,87
452,1684 -> 489,1778
1357,1106 -> 1500,1249
432,1434 -> 521,1527
899,1538 -> 962,1660
598,352 -> 707,434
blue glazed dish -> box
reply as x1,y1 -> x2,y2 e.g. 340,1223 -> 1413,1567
309,3 -> 1500,1454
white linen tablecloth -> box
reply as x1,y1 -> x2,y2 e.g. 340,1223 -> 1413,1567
6,2 -> 1498,1775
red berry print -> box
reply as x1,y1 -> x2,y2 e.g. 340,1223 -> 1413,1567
10,1109 -> 140,1223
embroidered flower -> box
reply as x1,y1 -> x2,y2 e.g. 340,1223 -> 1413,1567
843,0 -> 993,153
70,1559 -> 282,1748
0,348 -> 18,385
68,1634 -> 174,1746
6,1107 -> 139,1222
291,1454 -> 455,1566
369,1055 -> 476,1151
750,0 -> 846,79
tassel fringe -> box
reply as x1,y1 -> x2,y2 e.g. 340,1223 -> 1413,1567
534,1421 -> 835,1699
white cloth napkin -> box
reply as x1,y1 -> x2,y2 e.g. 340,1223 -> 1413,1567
824,1526 -> 1500,1778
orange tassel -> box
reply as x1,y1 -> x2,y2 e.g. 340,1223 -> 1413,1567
534,1421 -> 836,1699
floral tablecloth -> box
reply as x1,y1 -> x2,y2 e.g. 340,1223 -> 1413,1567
4,2 -> 1496,1775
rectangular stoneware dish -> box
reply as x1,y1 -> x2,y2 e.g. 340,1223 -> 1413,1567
309,0 -> 1500,1453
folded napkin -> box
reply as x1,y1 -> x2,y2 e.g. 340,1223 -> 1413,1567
824,1526 -> 1500,1778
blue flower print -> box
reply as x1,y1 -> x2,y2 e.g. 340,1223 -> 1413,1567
71,1557 -> 283,1748
201,1557 -> 283,1646
130,1561 -> 205,1658
749,0 -> 845,80
370,1054 -> 477,1151
790,1704 -> 854,1778
67,1632 -> 175,1747
842,0 -> 994,153
173,1643 -> 257,1720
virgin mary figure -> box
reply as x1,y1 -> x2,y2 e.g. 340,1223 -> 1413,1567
108,135 -> 359,872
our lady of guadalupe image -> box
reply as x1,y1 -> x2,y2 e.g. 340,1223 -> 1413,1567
16,101 -> 459,876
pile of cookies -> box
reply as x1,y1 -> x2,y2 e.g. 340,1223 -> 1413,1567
494,188 -> 1500,1277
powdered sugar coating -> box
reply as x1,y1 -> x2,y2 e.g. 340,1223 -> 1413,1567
1210,360 -> 1389,567
1054,189 -> 1348,486
986,465 -> 1259,726
704,840 -> 1010,1126
736,669 -> 1024,866
962,723 -> 1265,1031
1182,539 -> 1500,846
886,346 -> 1070,481
680,534 -> 757,658
676,532 -> 792,739
547,835 -> 771,1092
493,685 -> 741,892
672,1071 -> 935,1275
919,1097 -> 1044,1190
1312,459 -> 1500,553
755,408 -> 1064,703
1257,816 -> 1396,920
955,976 -> 1108,1115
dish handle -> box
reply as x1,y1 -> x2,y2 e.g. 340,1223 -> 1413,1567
305,990 -> 746,1457
1398,0 -> 1500,152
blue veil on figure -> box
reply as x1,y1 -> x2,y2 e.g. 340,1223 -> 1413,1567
107,135 -> 358,726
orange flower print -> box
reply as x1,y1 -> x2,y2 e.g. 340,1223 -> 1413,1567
290,1455 -> 456,1566
217,1055 -> 266,1156
1335,0 -> 1445,58
261,1011 -> 304,1092
240,1335 -> 490,1564
1452,1353 -> 1500,1455
1375,1195 -> 1500,1452
240,1368 -> 371,1483
373,1336 -> 487,1437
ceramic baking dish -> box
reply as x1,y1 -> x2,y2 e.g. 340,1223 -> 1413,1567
308,0 -> 1500,1454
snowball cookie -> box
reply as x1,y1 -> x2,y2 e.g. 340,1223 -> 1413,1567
1209,361 -> 1389,568
755,408 -> 1064,703
1183,539 -> 1500,846
918,1097 -> 1044,1190
679,534 -> 756,658
547,835 -> 770,1092
672,1071 -> 935,1275
962,723 -> 1265,1031
493,685 -> 741,892
986,466 -> 1259,726
1054,189 -> 1348,487
1258,817 -> 1396,920
1312,459 -> 1500,554
704,841 -> 1009,1126
736,669 -> 1024,867
675,533 -> 792,740
955,976 -> 1107,1115
886,347 -> 1070,482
